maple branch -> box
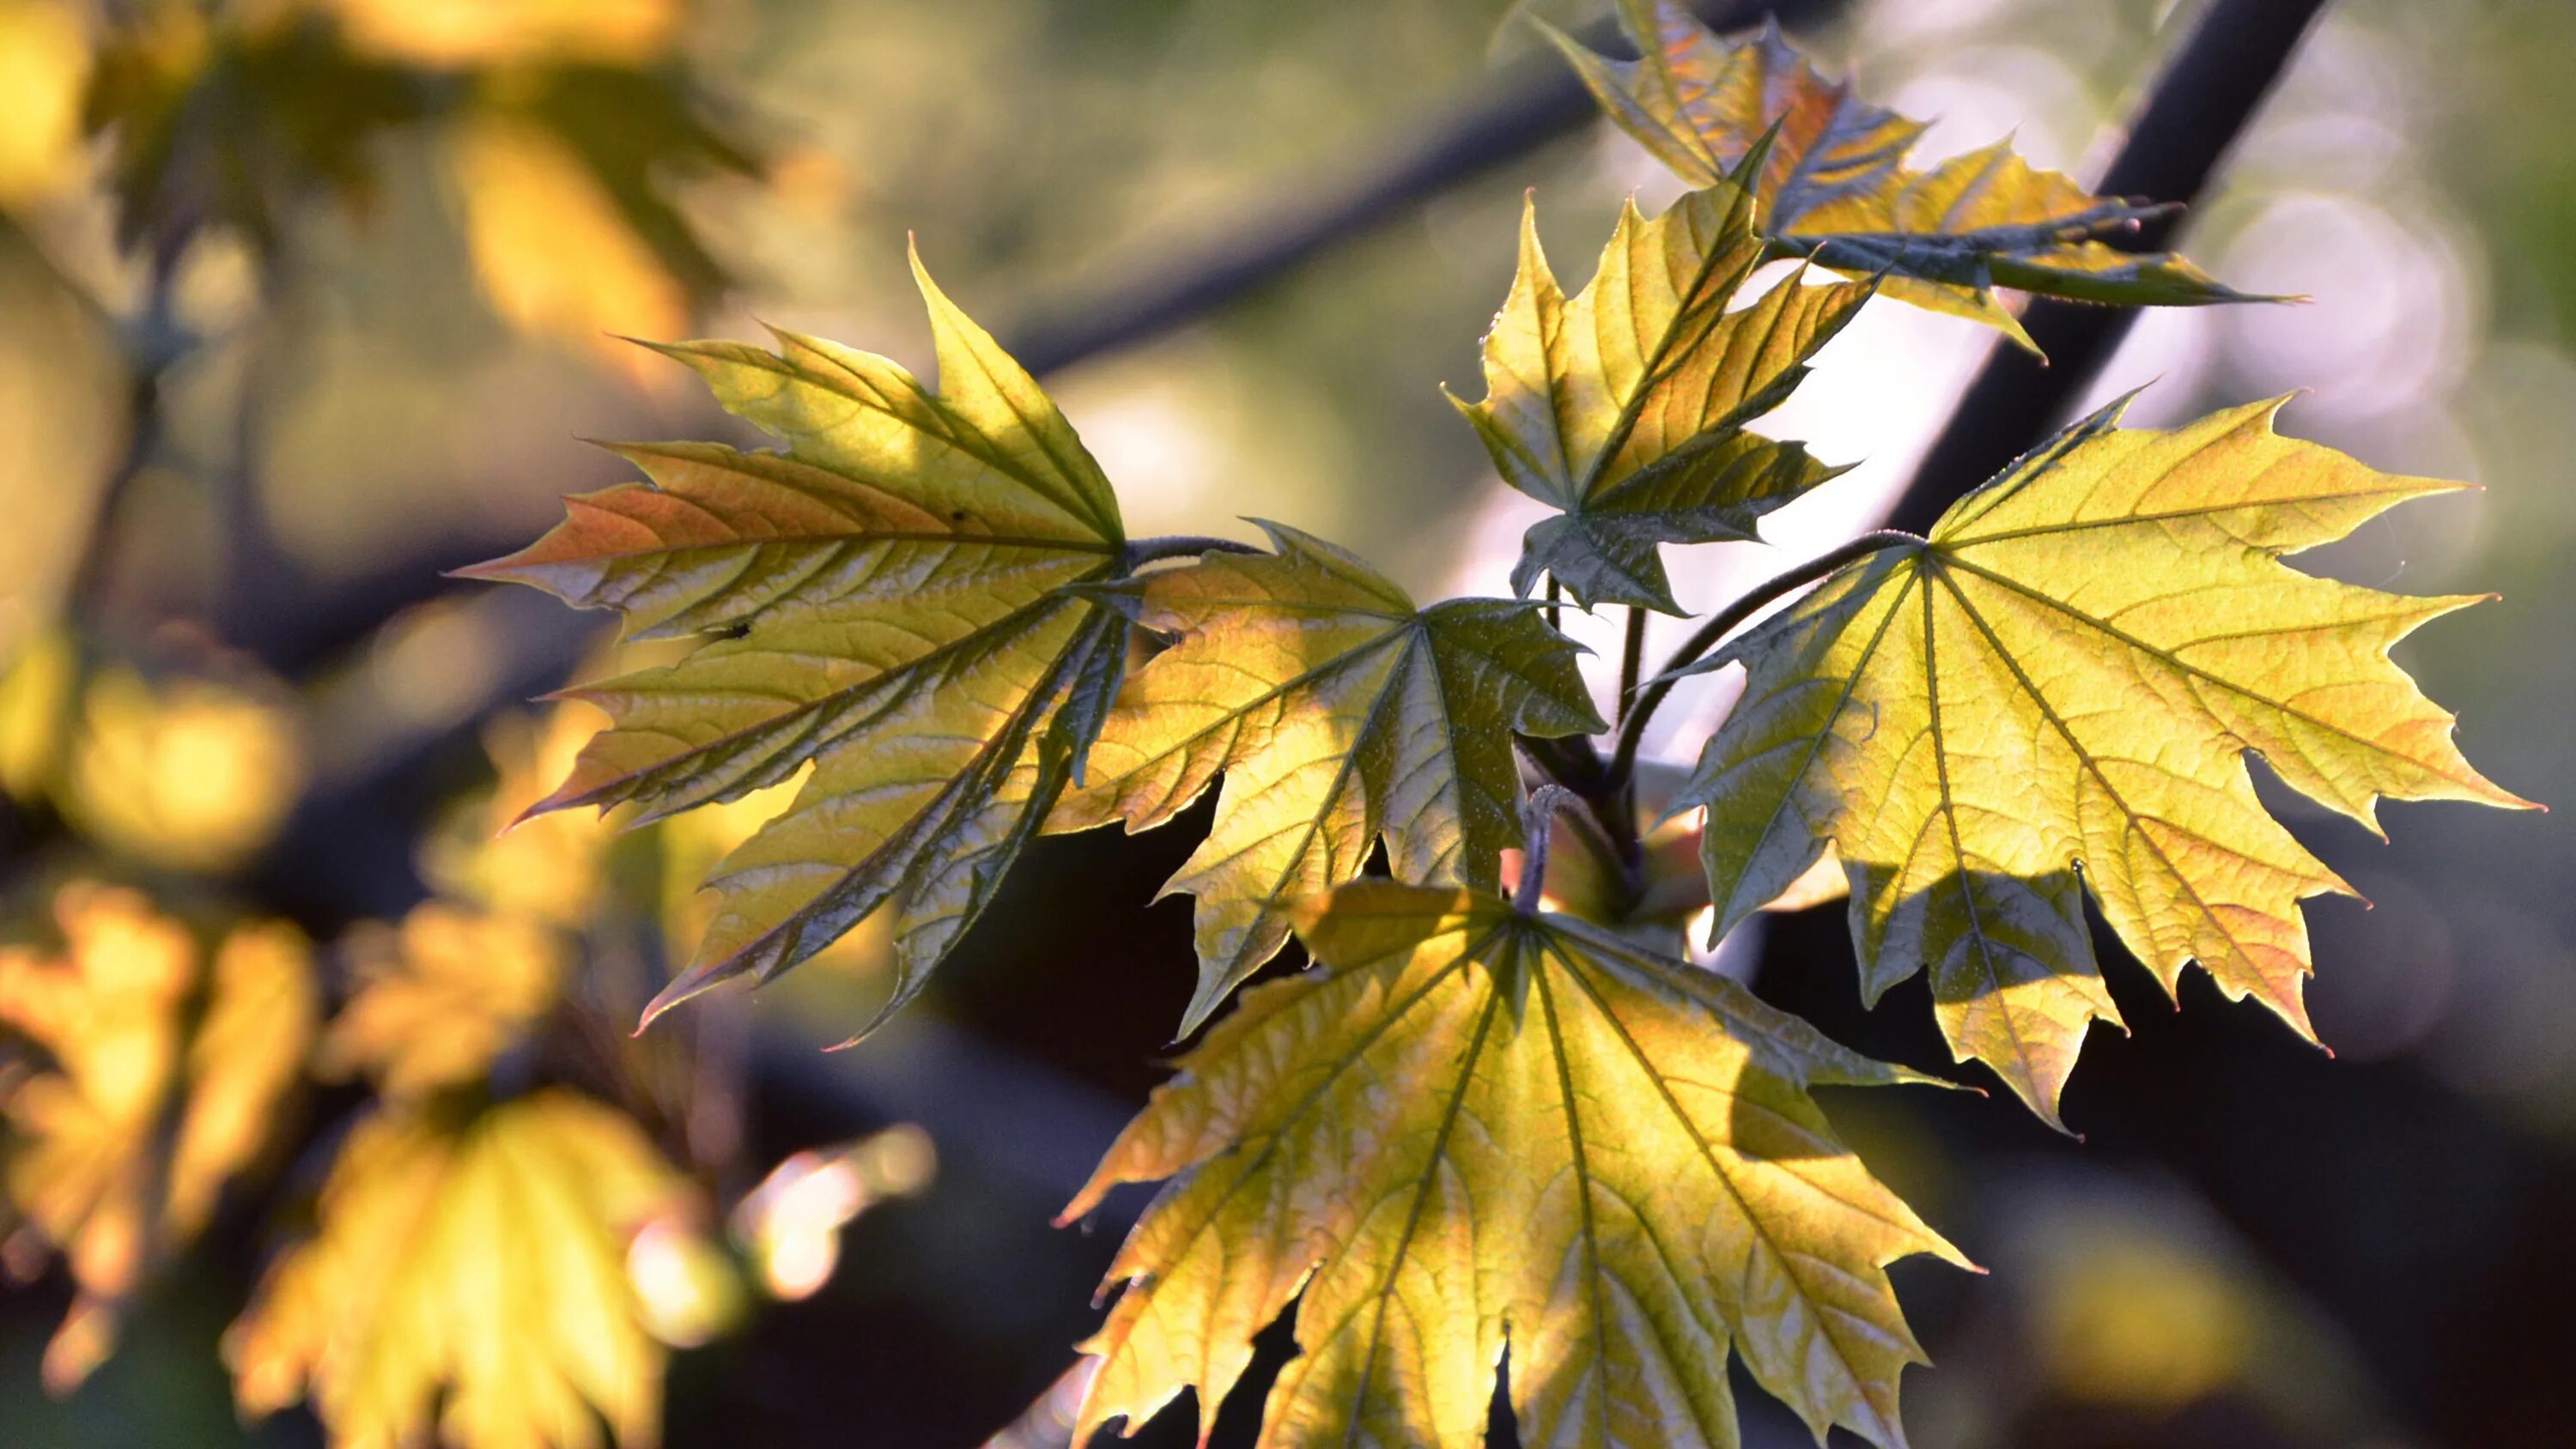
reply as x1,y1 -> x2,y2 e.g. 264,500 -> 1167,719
1617,605 -> 1649,720
1884,0 -> 2332,531
1001,0 -> 1838,375
1605,530 -> 1923,791
1516,784 -> 1582,908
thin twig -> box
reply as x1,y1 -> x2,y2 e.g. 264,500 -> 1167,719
1516,783 -> 1580,908
1606,530 -> 1923,790
1616,605 -> 1648,719
1000,0 -> 1836,375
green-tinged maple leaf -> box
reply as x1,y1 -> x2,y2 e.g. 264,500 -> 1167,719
1064,880 -> 1965,1449
1674,397 -> 2535,1126
1545,1 -> 2256,349
463,247 -> 1134,1034
1448,178 -> 1868,611
1048,525 -> 1604,1034
226,1091 -> 703,1449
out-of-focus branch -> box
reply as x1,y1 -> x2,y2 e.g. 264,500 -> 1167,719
999,0 -> 1834,376
1883,0 -> 2335,534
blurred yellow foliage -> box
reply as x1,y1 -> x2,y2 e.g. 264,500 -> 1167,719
0,883 -> 315,1391
0,0 -> 89,205
424,706 -> 616,930
62,664 -> 307,871
320,903 -> 562,1100
451,114 -> 689,385
228,1089 -> 708,1449
329,0 -> 677,69
2037,1232 -> 2257,1409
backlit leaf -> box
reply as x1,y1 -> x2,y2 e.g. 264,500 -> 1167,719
1675,397 -> 2534,1125
1050,524 -> 1603,1034
227,1090 -> 702,1449
1066,880 -> 1965,1449
1546,1 -> 2255,349
1449,179 -> 1868,612
0,884 -> 314,1391
465,249 -> 1136,1034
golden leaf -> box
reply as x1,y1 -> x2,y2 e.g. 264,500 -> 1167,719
1068,880 -> 1965,1449
228,1090 -> 704,1449
1051,524 -> 1604,1033
465,251 -> 1134,1034
1449,178 -> 1867,610
1676,397 -> 2534,1125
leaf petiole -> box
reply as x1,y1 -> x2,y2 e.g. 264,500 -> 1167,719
1604,528 -> 1923,791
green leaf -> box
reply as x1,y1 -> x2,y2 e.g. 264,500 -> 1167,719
1545,1 -> 2257,350
1050,525 -> 1604,1034
1449,180 -> 1868,611
1065,880 -> 1965,1449
1675,397 -> 2535,1126
463,246 -> 1133,1034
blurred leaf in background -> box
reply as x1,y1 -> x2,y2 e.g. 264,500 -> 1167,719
226,1089 -> 714,1449
0,883 -> 313,1393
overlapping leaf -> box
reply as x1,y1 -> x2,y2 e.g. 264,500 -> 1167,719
1050,526 -> 1602,1033
1066,880 -> 1964,1449
1675,397 -> 2533,1125
1449,176 -> 1868,611
466,249 -> 1135,1034
227,1090 -> 702,1449
1546,0 -> 2253,349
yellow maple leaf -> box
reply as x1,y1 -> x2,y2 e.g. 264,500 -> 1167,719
228,1090 -> 705,1449
1051,524 -> 1604,1034
1676,397 -> 2534,1125
1067,879 -> 1965,1449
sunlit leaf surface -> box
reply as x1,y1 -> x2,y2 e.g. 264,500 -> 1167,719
1052,525 -> 1603,1033
0,884 -> 313,1391
228,1090 -> 702,1449
1450,179 -> 1866,610
467,251 -> 1135,1034
1067,880 -> 1964,1449
1546,0 -> 2254,349
1676,397 -> 2533,1125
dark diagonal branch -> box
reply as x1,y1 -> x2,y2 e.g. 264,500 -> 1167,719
1885,0 -> 2334,534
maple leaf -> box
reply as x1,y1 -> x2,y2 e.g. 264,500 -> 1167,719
1546,1 -> 2255,350
319,903 -> 563,1102
465,247 -> 1137,1034
228,1090 -> 702,1449
1674,397 -> 2535,1125
1065,879 -> 1965,1449
0,884 -> 314,1391
1449,176 -> 1868,612
1050,525 -> 1604,1034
